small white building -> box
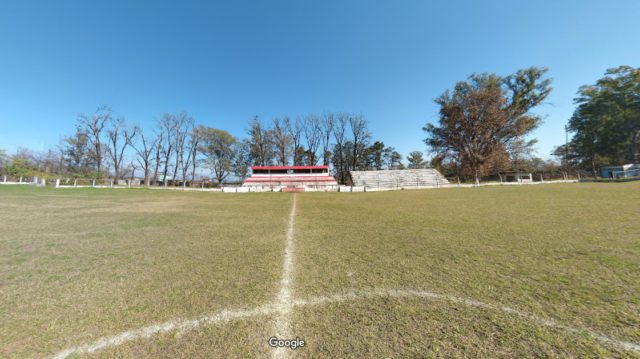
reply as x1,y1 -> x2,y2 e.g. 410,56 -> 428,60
600,164 -> 639,178
499,171 -> 533,183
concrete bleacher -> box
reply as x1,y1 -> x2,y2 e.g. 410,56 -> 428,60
349,169 -> 449,190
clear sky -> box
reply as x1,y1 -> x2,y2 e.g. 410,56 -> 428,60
1,0 -> 638,161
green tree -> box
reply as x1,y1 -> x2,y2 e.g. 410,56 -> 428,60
424,67 -> 552,180
0,149 -> 10,173
5,159 -> 33,177
63,129 -> 92,175
566,66 -> 640,176
200,128 -> 237,184
406,151 -> 426,169
367,141 -> 386,170
232,139 -> 252,180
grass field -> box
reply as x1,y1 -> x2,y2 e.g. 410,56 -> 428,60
1,183 -> 639,358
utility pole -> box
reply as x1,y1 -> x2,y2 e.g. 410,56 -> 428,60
564,124 -> 570,178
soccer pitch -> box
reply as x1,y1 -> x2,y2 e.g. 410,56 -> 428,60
1,184 -> 639,358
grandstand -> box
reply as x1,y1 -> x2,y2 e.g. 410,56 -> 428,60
349,168 -> 449,190
242,165 -> 338,191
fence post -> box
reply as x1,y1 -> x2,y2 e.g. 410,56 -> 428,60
73,179 -> 77,187
540,174 -> 544,183
55,178 -> 60,188
19,176 -> 23,183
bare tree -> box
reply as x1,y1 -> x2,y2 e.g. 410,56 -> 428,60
272,117 -> 292,166
247,116 -> 273,166
77,106 -> 111,177
286,116 -> 305,165
349,114 -> 370,170
132,126 -> 158,187
174,114 -> 195,187
189,125 -> 205,182
320,113 -> 334,166
160,114 -> 177,187
332,113 -> 349,183
304,114 -> 322,165
105,117 -> 137,180
172,112 -> 194,186
151,125 -> 164,185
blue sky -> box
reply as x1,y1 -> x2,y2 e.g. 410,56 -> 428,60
1,0 -> 638,161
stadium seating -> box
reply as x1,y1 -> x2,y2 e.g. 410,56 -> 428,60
349,169 -> 449,189
243,174 -> 338,187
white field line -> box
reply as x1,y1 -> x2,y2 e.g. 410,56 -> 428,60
271,194 -> 298,359
51,304 -> 277,359
293,288 -> 640,354
50,286 -> 640,358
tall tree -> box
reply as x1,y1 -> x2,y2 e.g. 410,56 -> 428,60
286,116 -> 305,166
368,141 -> 386,170
77,106 -> 111,178
105,117 -> 137,180
406,151 -> 427,169
304,114 -> 322,165
200,128 -> 237,184
320,113 -> 335,166
132,126 -> 157,186
383,147 -> 403,170
159,113 -> 177,187
247,116 -> 274,166
62,129 -> 91,175
272,117 -> 292,166
332,113 -> 349,183
0,149 -> 9,172
348,114 -> 371,170
151,126 -> 164,185
424,67 -> 552,180
172,112 -> 194,186
189,125 -> 205,182
566,66 -> 640,176
232,139 -> 252,180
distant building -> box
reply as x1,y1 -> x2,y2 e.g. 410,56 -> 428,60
242,166 -> 338,192
499,171 -> 533,183
600,164 -> 639,178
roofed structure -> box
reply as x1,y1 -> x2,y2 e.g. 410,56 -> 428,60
242,165 -> 338,191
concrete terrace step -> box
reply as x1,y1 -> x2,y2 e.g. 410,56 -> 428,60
349,169 -> 449,189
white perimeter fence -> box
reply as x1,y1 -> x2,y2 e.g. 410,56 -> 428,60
338,179 -> 579,192
0,177 -> 580,193
0,176 -> 46,186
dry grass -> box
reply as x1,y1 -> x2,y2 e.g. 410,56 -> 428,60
1,183 -> 639,358
294,183 -> 640,357
0,187 -> 291,358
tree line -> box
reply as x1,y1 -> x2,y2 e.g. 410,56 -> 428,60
0,110 -> 429,185
423,65 -> 639,180
2,65 -> 636,183
553,66 -> 639,177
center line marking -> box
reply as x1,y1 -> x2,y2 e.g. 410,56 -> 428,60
271,194 -> 297,359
